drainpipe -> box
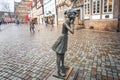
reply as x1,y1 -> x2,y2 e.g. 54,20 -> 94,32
117,0 -> 120,32
55,0 -> 58,26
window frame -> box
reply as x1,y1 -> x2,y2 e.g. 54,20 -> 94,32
84,0 -> 90,15
84,0 -> 90,19
103,0 -> 113,14
92,0 -> 101,15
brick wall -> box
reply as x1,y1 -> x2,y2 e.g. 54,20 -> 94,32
84,20 -> 118,31
113,0 -> 119,18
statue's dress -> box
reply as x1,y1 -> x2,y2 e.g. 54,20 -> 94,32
52,20 -> 70,54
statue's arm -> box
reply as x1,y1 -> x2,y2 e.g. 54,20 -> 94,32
64,22 -> 74,34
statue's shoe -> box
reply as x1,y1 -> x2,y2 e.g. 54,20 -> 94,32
61,65 -> 69,70
58,71 -> 66,77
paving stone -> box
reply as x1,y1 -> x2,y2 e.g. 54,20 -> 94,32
102,75 -> 108,80
91,78 -> 96,80
97,74 -> 101,80
85,77 -> 90,80
0,24 -> 120,80
108,77 -> 113,80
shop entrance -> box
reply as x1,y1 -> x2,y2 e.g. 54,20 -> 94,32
74,7 -> 83,25
33,18 -> 37,24
76,8 -> 83,25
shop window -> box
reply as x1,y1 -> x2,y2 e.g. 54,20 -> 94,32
92,0 -> 101,14
103,0 -> 113,13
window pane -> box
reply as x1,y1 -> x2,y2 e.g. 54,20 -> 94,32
103,0 -> 113,13
93,2 -> 96,13
108,5 -> 112,12
84,0 -> 90,14
97,1 -> 100,13
93,0 -> 100,14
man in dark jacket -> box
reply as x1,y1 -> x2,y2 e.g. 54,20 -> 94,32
50,18 -> 54,31
0,20 -> 2,31
30,20 -> 35,32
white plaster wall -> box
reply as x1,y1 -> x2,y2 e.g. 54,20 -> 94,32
43,0 -> 56,16
102,14 -> 113,19
92,15 -> 100,19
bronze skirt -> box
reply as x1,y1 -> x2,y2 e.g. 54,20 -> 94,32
52,35 -> 68,54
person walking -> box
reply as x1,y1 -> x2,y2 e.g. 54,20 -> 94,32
50,18 -> 54,31
17,19 -> 19,25
45,18 -> 48,27
37,23 -> 41,32
30,20 -> 35,33
0,20 -> 1,31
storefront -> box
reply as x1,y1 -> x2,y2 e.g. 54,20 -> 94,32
38,15 -> 44,25
43,0 -> 56,25
29,0 -> 43,25
56,0 -> 83,25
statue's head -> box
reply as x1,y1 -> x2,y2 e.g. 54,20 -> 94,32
64,9 -> 77,23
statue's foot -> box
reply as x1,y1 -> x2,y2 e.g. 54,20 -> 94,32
58,71 -> 66,77
62,65 -> 69,70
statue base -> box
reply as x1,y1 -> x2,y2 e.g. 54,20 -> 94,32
47,67 -> 73,80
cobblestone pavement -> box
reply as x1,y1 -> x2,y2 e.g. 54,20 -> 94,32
0,24 -> 120,80
0,24 -> 12,31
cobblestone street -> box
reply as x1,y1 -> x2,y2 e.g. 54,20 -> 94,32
0,24 -> 120,80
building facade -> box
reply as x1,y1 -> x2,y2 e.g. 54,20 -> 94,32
56,0 -> 71,25
0,12 -> 14,23
56,0 -> 119,31
43,0 -> 57,25
0,0 -> 15,23
15,0 -> 30,23
82,0 -> 119,31
29,0 -> 44,24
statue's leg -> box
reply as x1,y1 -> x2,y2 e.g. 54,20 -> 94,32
56,53 -> 66,77
56,53 -> 61,72
61,54 -> 65,67
61,53 -> 69,70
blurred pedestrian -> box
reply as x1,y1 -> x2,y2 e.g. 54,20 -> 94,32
37,18 -> 40,32
45,18 -> 48,27
0,20 -> 1,31
0,20 -> 1,25
15,18 -> 19,25
38,23 -> 41,32
30,20 -> 35,33
50,18 -> 54,31
17,19 -> 19,25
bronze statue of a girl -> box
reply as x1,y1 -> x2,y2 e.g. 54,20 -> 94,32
52,9 -> 77,78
